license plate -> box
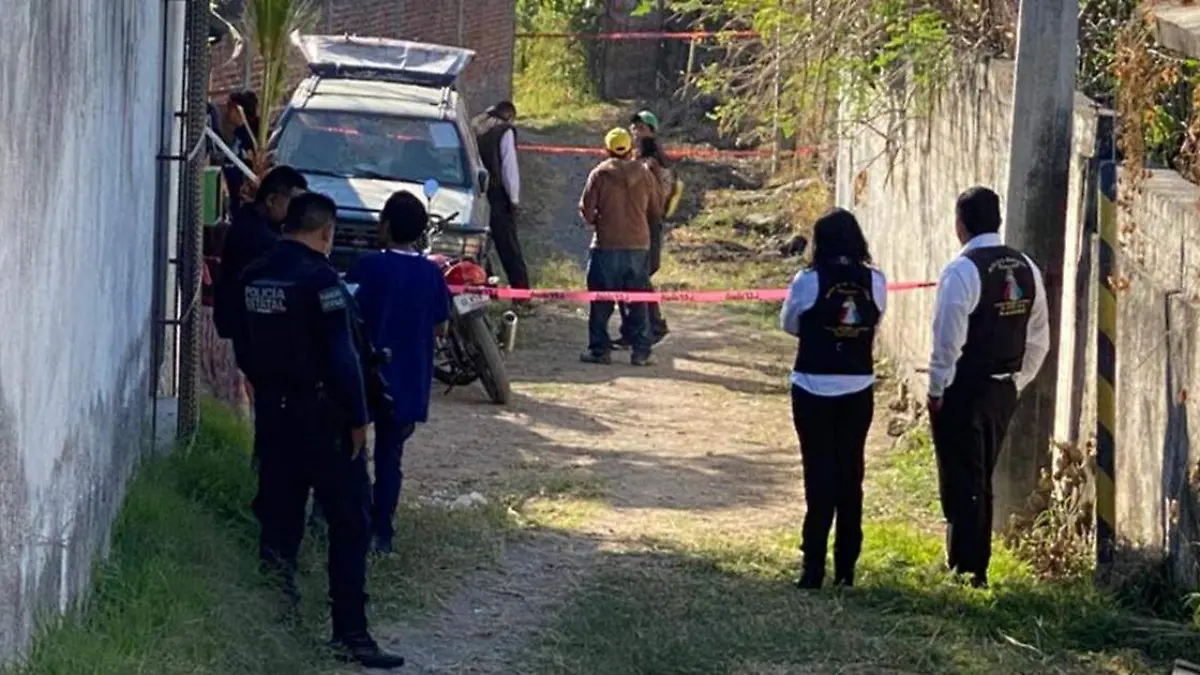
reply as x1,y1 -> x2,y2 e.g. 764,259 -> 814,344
453,293 -> 489,315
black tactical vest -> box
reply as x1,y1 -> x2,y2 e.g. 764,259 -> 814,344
471,113 -> 515,205
794,262 -> 881,376
955,246 -> 1036,381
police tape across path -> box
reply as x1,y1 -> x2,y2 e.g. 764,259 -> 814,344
447,281 -> 936,304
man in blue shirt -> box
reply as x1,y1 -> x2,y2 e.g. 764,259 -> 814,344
345,191 -> 450,554
236,192 -> 405,669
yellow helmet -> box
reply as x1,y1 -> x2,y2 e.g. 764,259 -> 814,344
604,127 -> 634,156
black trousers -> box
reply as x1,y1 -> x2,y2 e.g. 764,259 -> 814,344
792,384 -> 874,579
619,218 -> 668,336
252,394 -> 372,638
488,198 -> 530,290
931,377 -> 1019,582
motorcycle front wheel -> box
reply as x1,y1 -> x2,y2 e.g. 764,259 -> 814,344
464,314 -> 511,405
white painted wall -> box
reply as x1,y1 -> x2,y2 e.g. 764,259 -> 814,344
0,0 -> 169,658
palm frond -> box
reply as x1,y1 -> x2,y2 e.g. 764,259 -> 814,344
243,0 -> 319,149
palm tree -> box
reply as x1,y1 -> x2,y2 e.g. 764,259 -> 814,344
242,0 -> 318,157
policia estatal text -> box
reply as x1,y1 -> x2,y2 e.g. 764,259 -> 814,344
234,191 -> 406,669
927,186 -> 1050,589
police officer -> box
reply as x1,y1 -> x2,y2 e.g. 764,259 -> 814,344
927,186 -> 1050,589
214,164 -> 308,342
236,191 -> 405,669
780,208 -> 887,589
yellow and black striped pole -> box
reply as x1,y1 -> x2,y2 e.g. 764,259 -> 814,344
1096,160 -> 1118,567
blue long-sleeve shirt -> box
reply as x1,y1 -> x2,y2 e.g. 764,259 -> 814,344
345,249 -> 449,424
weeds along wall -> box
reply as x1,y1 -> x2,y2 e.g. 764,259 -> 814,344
836,57 -> 1200,589
0,0 -> 163,661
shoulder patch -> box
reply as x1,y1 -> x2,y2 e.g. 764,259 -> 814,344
318,286 -> 347,313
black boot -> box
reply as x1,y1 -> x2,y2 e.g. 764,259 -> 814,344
833,551 -> 858,588
795,556 -> 825,589
331,631 -> 406,670
832,568 -> 855,588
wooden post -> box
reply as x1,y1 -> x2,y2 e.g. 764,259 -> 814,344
682,37 -> 697,98
771,22 -> 781,175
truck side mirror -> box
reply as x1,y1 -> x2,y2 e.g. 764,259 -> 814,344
476,168 -> 490,194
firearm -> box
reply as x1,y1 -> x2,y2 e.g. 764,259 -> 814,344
362,341 -> 395,422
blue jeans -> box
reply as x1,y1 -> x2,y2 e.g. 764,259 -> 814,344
587,248 -> 652,356
371,417 -> 416,542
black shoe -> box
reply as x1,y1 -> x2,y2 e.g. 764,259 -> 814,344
795,570 -> 824,590
370,535 -> 394,556
631,352 -> 655,367
970,574 -> 988,589
652,327 -> 671,345
832,573 -> 855,588
331,632 -> 406,670
580,350 -> 612,365
610,336 -> 632,350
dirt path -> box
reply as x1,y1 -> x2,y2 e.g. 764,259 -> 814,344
361,127 -> 904,674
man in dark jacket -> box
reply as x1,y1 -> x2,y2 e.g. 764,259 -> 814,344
213,165 -> 308,341
471,101 -> 530,305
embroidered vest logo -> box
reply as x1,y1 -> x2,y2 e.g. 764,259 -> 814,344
839,297 -> 861,326
987,257 -> 1032,317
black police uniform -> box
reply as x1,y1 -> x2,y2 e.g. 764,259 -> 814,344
236,239 -> 394,662
932,245 -> 1036,585
215,203 -> 280,341
791,261 -> 881,587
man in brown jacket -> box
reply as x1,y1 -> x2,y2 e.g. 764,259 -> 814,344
578,127 -> 664,366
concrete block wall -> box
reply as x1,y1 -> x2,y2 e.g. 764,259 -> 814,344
209,0 -> 515,115
593,0 -> 665,99
1115,171 -> 1200,585
0,0 -> 162,659
836,57 -> 1200,587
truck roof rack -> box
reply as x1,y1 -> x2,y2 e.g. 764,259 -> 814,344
291,32 -> 475,90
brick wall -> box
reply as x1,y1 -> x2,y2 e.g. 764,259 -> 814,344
209,0 -> 515,115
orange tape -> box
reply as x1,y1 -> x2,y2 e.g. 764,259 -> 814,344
516,30 -> 759,40
518,143 -> 815,161
449,282 -> 935,303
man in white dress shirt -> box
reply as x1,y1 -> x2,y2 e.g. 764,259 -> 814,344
927,186 -> 1050,588
471,101 -> 529,303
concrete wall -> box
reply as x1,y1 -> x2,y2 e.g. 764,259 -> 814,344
1114,171 -> 1200,585
833,60 -> 1106,521
209,0 -> 516,115
836,58 -> 1200,587
0,0 -> 163,658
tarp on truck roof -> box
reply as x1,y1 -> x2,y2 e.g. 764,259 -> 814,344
290,32 -> 475,89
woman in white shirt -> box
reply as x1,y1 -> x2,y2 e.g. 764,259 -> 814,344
780,208 -> 887,588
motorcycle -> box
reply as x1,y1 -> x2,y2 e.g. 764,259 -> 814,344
421,179 -> 514,405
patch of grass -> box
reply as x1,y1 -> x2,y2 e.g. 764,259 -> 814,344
529,249 -> 586,289
866,425 -> 942,525
521,523 -> 1199,675
501,467 -> 609,530
8,400 -> 507,675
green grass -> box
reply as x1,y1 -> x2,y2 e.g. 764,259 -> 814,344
521,523 -> 1198,674
7,400 -> 507,675
866,425 -> 943,525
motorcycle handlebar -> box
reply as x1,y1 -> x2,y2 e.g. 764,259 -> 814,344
426,212 -> 461,234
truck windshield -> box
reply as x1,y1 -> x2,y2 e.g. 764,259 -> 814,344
276,110 -> 469,187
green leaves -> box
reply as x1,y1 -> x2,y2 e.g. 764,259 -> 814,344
243,0 -> 318,149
